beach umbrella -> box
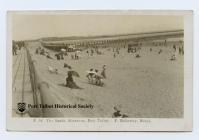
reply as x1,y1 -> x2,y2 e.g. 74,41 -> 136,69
86,70 -> 97,74
68,45 -> 74,49
68,70 -> 80,77
61,48 -> 66,52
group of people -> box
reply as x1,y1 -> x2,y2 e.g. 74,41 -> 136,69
126,43 -> 184,60
13,41 -> 24,55
173,45 -> 184,55
170,45 -> 184,61
85,48 -> 103,57
35,47 -> 54,59
36,47 -> 69,60
65,64 -> 107,88
42,40 -> 183,90
36,47 -> 45,55
112,106 -> 128,118
35,46 -> 109,89
12,45 -> 18,55
71,52 -> 80,60
55,53 -> 64,60
86,65 -> 106,86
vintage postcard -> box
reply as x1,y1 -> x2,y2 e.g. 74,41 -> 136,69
6,10 -> 193,131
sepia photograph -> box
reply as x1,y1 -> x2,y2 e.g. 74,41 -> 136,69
6,11 -> 193,131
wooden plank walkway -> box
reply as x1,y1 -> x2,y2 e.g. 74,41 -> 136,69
12,48 -> 34,117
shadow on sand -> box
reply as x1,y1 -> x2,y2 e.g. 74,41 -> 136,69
57,83 -> 84,90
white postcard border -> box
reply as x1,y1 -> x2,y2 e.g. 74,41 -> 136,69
6,10 -> 193,131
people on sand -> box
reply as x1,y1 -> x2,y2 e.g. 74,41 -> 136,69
40,49 -> 45,55
91,49 -> 94,56
94,70 -> 104,86
86,68 -> 104,86
71,54 -> 74,60
94,69 -> 99,84
170,54 -> 176,61
60,53 -> 64,60
13,45 -> 17,55
112,106 -> 128,118
35,48 -> 39,54
66,72 -> 81,89
46,54 -> 53,59
55,53 -> 61,60
173,45 -> 176,52
64,63 -> 72,69
113,53 -> 116,58
135,54 -> 141,58
101,65 -> 106,79
86,69 -> 95,82
75,53 -> 78,59
158,49 -> 162,54
86,50 -> 89,56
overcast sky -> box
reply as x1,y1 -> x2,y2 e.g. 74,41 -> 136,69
11,14 -> 183,40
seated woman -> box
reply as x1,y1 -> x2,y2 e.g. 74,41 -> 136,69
66,72 -> 81,89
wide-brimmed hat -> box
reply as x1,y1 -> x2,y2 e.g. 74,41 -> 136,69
86,70 -> 97,74
68,70 -> 80,77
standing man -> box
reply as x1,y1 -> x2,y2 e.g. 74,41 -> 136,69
101,65 -> 106,79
